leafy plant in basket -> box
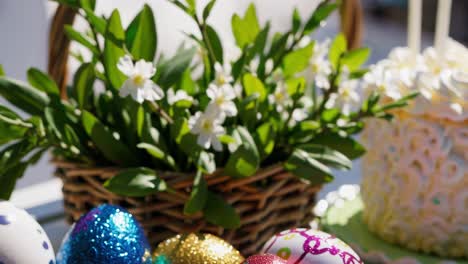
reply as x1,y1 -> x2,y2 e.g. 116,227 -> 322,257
0,0 -> 416,229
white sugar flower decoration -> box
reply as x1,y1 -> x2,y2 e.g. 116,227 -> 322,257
268,81 -> 291,112
363,64 -> 402,100
189,111 -> 225,151
327,69 -> 360,116
167,88 -> 193,105
214,62 -> 234,86
206,84 -> 238,117
117,55 -> 164,103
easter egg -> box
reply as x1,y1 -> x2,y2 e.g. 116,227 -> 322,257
56,204 -> 152,264
153,233 -> 244,264
245,254 -> 287,264
0,200 -> 55,264
263,228 -> 362,264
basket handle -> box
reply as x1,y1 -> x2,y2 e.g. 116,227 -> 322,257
48,1 -> 364,96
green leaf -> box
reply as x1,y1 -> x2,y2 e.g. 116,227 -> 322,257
83,7 -> 107,35
304,3 -> 338,34
203,191 -> 241,229
64,25 -> 99,55
104,167 -> 167,197
285,149 -> 333,184
73,63 -> 95,109
341,48 -> 371,71
329,34 -> 347,69
155,47 -> 196,89
299,144 -> 352,170
0,106 -> 29,144
79,0 -> 96,10
0,162 -> 28,200
0,65 -> 5,76
225,126 -> 260,178
292,8 -> 301,33
286,77 -> 306,100
205,25 -> 223,63
254,122 -> 276,160
218,134 -> 236,144
184,170 -> 208,215
137,142 -> 176,169
309,133 -> 366,159
177,68 -> 197,95
282,43 -> 314,77
242,74 -> 266,101
231,3 -> 260,48
26,68 -> 60,95
104,10 -> 127,90
0,77 -> 50,115
126,4 -> 157,61
197,151 -> 216,174
82,110 -> 137,166
170,117 -> 202,157
203,0 -> 216,20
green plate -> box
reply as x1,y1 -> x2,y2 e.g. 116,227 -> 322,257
321,194 -> 468,264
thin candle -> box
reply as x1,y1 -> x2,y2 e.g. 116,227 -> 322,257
435,0 -> 453,52
407,0 -> 422,54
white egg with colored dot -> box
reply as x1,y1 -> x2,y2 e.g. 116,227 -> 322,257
0,201 -> 55,264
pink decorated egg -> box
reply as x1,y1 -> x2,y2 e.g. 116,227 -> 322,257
262,228 -> 362,264
245,254 -> 287,264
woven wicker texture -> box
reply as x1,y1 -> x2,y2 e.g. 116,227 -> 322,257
54,160 -> 321,255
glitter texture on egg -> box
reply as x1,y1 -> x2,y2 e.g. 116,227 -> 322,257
56,204 -> 152,264
153,233 -> 244,264
245,254 -> 288,264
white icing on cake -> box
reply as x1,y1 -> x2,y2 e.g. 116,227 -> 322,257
361,41 -> 468,258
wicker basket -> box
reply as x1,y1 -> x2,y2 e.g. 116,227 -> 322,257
54,160 -> 321,255
48,1 -> 363,255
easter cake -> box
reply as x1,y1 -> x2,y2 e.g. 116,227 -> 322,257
361,40 -> 468,259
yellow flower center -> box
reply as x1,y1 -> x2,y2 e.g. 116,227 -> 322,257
133,75 -> 145,86
311,63 -> 320,73
377,84 -> 386,93
275,92 -> 284,101
201,120 -> 213,132
215,96 -> 225,106
217,75 -> 226,85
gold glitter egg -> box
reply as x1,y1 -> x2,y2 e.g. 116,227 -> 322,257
153,233 -> 244,264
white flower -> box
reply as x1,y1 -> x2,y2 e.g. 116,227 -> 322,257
268,81 -> 291,112
327,69 -> 361,116
167,88 -> 193,105
206,83 -> 238,117
292,97 -> 313,122
214,62 -> 234,86
189,111 -> 225,151
117,55 -> 164,103
363,64 -> 402,100
305,40 -> 332,90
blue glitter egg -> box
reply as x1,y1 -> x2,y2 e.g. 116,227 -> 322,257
56,204 -> 152,264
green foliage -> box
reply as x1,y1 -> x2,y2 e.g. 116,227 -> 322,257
104,167 -> 167,196
0,0 -> 414,229
0,77 -> 50,115
225,127 -> 260,178
329,33 -> 347,69
203,191 -> 241,229
231,3 -> 260,48
126,4 -> 157,61
104,10 -> 126,89
73,63 -> 95,109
